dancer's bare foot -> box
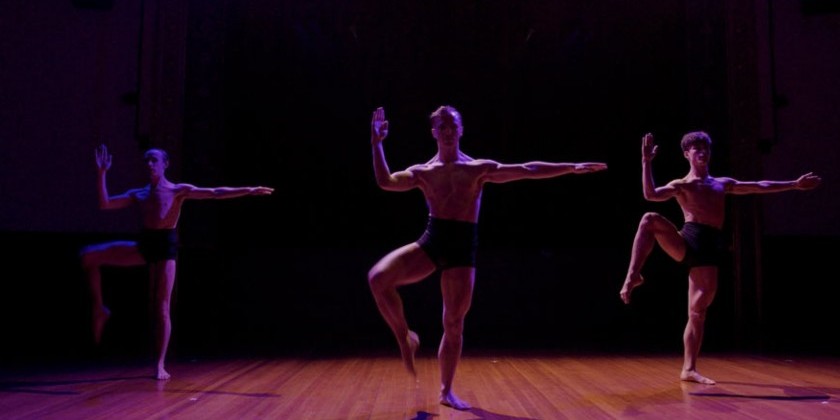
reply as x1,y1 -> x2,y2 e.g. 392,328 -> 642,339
93,306 -> 111,345
620,273 -> 644,304
399,330 -> 420,376
156,366 -> 171,381
440,391 -> 471,411
680,369 -> 715,385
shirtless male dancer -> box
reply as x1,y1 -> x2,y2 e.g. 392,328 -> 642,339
368,106 -> 607,410
619,132 -> 820,385
81,144 -> 273,380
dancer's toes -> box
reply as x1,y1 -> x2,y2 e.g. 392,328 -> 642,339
620,273 -> 644,304
400,330 -> 420,376
681,370 -> 715,385
440,392 -> 471,411
156,366 -> 171,381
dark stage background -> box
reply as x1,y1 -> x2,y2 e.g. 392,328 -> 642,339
2,1 -> 838,368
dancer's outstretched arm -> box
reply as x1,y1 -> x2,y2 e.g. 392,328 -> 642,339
480,160 -> 606,184
722,172 -> 821,195
177,184 -> 273,200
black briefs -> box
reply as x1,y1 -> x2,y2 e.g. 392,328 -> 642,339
417,217 -> 478,269
679,222 -> 726,268
138,228 -> 178,263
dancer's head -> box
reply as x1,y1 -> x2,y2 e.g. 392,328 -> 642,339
430,105 -> 463,145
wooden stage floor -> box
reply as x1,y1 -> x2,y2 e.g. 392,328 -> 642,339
2,353 -> 838,419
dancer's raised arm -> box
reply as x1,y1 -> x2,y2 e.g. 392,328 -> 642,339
95,144 -> 134,210
640,133 -> 677,202
370,107 -> 419,192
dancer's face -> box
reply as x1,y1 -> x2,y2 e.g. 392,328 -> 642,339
431,113 -> 463,146
684,142 -> 710,167
144,149 -> 169,178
